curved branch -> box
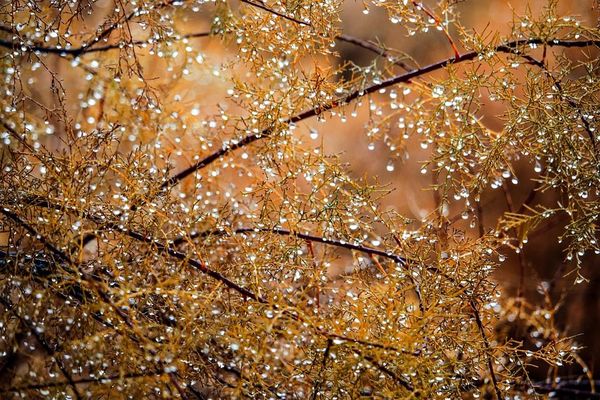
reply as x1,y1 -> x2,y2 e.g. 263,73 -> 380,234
0,31 -> 211,56
160,38 -> 600,191
240,0 -> 310,26
0,296 -> 83,400
1,197 -> 266,303
470,299 -> 502,400
0,370 -> 165,395
173,227 -> 406,265
336,34 -> 414,71
3,195 -> 422,358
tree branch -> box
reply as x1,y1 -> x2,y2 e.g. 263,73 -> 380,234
470,298 -> 502,399
160,38 -> 600,191
240,0 -> 310,26
0,296 -> 83,400
0,31 -> 211,56
0,369 -> 166,395
5,195 -> 421,357
173,227 -> 406,265
0,207 -> 190,399
336,34 -> 414,71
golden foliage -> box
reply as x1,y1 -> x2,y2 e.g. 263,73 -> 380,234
0,0 -> 598,398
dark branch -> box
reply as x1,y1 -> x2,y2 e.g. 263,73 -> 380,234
173,227 -> 406,265
1,370 -> 165,394
470,300 -> 502,400
359,351 -> 415,392
160,38 -> 600,191
0,296 -> 83,400
240,0 -> 310,26
336,34 -> 414,71
0,32 -> 211,57
6,195 -> 421,356
3,196 -> 267,303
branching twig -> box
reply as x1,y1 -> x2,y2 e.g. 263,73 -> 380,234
336,34 -> 414,71
358,350 -> 415,392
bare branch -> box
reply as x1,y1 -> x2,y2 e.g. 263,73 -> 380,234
160,38 -> 600,191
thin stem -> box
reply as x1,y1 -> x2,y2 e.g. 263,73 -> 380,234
1,370 -> 166,394
410,0 -> 460,59
174,227 -> 426,314
0,31 -> 211,56
470,300 -> 502,400
82,0 -> 182,51
501,181 -> 527,303
358,350 -> 414,392
472,197 -> 502,399
310,338 -> 332,400
240,0 -> 310,26
513,53 -> 598,155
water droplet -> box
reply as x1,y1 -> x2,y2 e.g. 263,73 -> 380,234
431,85 -> 444,98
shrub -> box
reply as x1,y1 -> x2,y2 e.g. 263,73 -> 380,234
0,0 -> 598,398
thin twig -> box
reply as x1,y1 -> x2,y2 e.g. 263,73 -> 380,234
358,350 -> 414,392
0,32 -> 211,56
336,34 -> 414,71
310,338 -> 332,400
240,0 -> 310,26
410,0 -> 460,59
470,300 -> 502,399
